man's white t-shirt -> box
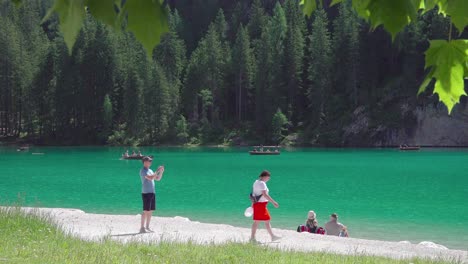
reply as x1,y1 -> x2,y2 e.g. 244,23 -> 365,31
252,180 -> 269,202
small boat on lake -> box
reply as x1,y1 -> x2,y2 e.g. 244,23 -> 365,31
17,146 -> 29,151
121,154 -> 153,160
249,146 -> 281,155
399,145 -> 420,151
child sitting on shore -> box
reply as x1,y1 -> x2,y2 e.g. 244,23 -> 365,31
339,226 -> 349,237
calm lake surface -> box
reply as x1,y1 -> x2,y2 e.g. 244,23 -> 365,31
0,146 -> 467,249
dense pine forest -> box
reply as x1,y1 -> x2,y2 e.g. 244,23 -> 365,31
1,0 -> 467,146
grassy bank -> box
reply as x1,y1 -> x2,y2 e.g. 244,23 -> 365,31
0,208 -> 455,264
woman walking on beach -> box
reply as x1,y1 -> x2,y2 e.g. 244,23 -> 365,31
250,170 -> 281,243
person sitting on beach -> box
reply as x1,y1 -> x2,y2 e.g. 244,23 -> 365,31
250,170 -> 281,243
339,226 -> 349,237
305,211 -> 317,232
297,211 -> 325,234
325,213 -> 345,236
297,210 -> 316,233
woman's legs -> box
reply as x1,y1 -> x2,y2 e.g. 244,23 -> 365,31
265,221 -> 274,237
265,221 -> 281,241
250,221 -> 260,240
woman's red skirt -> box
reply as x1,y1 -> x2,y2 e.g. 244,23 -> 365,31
252,202 -> 270,221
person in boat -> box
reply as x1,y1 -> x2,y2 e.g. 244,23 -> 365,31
132,150 -> 136,156
253,148 -> 258,152
266,148 -> 271,152
260,145 -> 264,152
250,170 -> 281,243
139,156 -> 165,233
325,213 -> 345,236
138,150 -> 142,157
125,150 -> 129,157
274,148 -> 279,153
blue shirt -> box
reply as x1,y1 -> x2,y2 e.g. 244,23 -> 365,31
140,168 -> 155,194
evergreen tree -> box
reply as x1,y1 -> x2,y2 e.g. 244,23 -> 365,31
213,9 -> 228,41
232,25 -> 255,121
168,8 -> 184,38
248,0 -> 267,40
332,0 -> 361,108
102,94 -> 113,140
253,19 -> 274,135
0,15 -> 22,137
175,114 -> 189,143
30,44 -> 56,139
183,22 -> 228,127
307,9 -> 333,139
144,63 -> 171,143
283,0 -> 305,123
154,29 -> 187,138
271,108 -> 288,144
269,2 -> 287,113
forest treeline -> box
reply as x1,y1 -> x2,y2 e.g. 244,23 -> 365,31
0,0 -> 466,146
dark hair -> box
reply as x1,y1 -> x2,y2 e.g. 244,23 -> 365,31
331,213 -> 338,219
259,170 -> 271,177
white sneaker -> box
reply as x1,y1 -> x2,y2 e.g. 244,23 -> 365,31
249,238 -> 260,244
271,235 -> 281,241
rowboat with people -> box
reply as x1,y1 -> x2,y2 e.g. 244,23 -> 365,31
122,154 -> 153,160
249,146 -> 281,155
17,145 -> 29,151
121,149 -> 153,160
399,145 -> 421,151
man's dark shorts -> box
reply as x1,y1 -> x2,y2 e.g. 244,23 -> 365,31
142,193 -> 156,211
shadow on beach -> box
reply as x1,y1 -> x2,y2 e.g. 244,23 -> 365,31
110,232 -> 144,237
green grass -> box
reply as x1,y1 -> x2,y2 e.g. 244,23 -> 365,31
0,207 -> 456,264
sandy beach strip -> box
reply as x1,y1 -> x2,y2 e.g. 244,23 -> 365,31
5,207 -> 468,263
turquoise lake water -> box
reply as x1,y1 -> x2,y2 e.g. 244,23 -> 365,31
0,146 -> 467,249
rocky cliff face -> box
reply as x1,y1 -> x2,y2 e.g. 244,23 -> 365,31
343,103 -> 468,147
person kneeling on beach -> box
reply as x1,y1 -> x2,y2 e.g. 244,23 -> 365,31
140,156 -> 165,233
250,170 -> 281,243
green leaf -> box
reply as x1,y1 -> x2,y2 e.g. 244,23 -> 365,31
42,0 -> 86,55
444,0 -> 468,33
418,67 -> 435,95
366,0 -> 419,40
86,0 -> 118,28
125,0 -> 169,56
411,0 -> 425,10
301,0 -> 317,17
423,40 -> 468,113
352,0 -> 371,20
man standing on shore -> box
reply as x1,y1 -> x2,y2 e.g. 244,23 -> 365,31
325,213 -> 344,236
140,156 -> 165,233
